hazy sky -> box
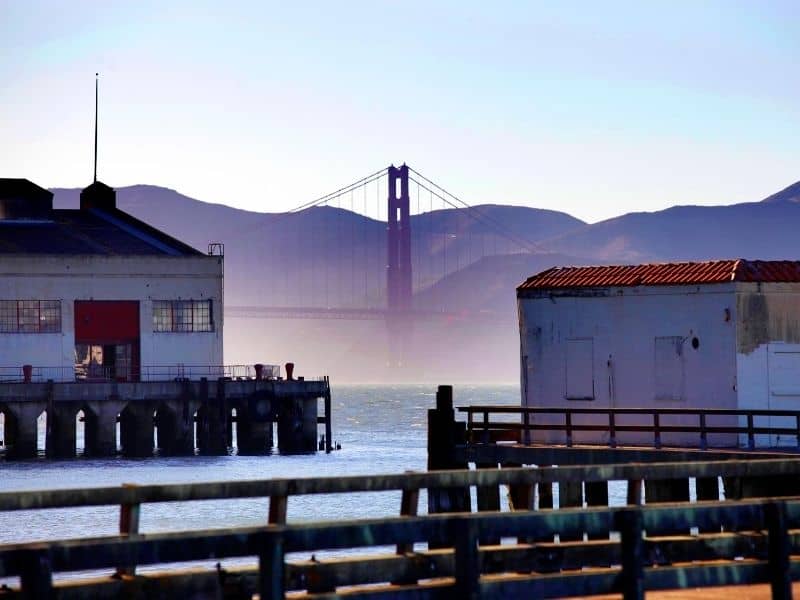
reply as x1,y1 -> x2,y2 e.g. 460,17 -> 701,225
2,1 -> 797,223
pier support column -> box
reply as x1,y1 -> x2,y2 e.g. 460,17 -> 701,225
155,404 -> 194,455
238,393 -> 274,454
277,395 -> 317,454
7,404 -> 41,459
46,407 -> 76,459
85,399 -> 124,457
238,419 -> 274,455
197,378 -> 228,455
120,403 -> 154,458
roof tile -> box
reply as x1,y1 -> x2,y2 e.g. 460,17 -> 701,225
518,260 -> 800,291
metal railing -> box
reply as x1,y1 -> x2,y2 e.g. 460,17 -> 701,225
459,405 -> 800,450
0,363 -> 282,383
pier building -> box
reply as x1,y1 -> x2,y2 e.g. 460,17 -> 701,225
0,177 -> 222,381
517,259 -> 800,446
0,178 -> 332,459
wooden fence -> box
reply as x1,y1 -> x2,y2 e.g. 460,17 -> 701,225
3,458 -> 800,599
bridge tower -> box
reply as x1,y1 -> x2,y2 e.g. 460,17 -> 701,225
387,164 -> 412,314
386,164 -> 413,366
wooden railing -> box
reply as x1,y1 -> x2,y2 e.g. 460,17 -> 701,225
459,405 -> 800,449
4,458 -> 800,598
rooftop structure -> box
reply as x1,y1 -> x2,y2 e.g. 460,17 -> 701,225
0,177 -> 223,382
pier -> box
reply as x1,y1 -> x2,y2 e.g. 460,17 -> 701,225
0,372 -> 332,458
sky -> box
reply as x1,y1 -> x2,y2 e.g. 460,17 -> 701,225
1,0 -> 798,223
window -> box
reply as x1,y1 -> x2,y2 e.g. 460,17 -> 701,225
0,300 -> 61,333
152,300 -> 213,332
654,336 -> 684,401
565,338 -> 594,400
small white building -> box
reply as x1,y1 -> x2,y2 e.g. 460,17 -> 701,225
0,178 -> 223,382
517,260 -> 800,447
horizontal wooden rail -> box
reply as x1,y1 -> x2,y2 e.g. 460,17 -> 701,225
459,405 -> 800,449
6,457 -> 800,512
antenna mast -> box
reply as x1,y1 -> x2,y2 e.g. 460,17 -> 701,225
93,73 -> 98,183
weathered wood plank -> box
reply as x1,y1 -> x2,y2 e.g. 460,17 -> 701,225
4,458 -> 800,513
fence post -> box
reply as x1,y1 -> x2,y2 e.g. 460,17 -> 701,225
269,494 -> 288,525
259,530 -> 285,600
609,411 -> 617,448
19,549 -> 53,600
392,480 -> 421,585
396,481 -> 420,555
653,413 -> 661,449
522,411 -> 531,445
699,413 -> 707,450
626,479 -> 643,506
765,501 -> 791,600
565,411 -> 573,447
795,415 -> 800,450
116,483 -> 141,577
453,518 -> 480,599
616,508 -> 645,600
482,410 -> 489,444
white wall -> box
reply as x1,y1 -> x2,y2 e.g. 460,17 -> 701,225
0,254 -> 223,380
518,283 -> 738,445
736,283 -> 800,446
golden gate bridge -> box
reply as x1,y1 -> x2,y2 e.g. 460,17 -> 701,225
226,164 -> 536,324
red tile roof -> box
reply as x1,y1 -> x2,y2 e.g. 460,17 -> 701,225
518,260 -> 800,291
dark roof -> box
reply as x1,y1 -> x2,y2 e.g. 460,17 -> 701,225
0,178 -> 52,201
518,260 -> 800,291
0,208 -> 202,256
0,178 -> 202,256
0,178 -> 53,220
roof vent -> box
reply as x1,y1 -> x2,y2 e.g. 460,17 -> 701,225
80,180 -> 116,211
0,178 -> 54,220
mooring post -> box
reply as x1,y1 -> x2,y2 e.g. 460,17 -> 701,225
427,385 -> 469,517
324,377 -> 332,454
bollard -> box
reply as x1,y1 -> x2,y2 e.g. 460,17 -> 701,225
254,363 -> 264,381
22,364 -> 32,383
285,362 -> 294,380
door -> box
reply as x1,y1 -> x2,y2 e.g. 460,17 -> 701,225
74,301 -> 140,381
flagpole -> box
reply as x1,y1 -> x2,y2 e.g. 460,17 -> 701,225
94,73 -> 98,183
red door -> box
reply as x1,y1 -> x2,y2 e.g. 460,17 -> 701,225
74,301 -> 140,381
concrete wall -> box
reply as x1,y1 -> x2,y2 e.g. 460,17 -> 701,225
518,283 -> 738,445
0,254 -> 223,379
736,282 -> 800,446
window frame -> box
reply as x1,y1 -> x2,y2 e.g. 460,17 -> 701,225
0,300 -> 62,334
152,299 -> 214,333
